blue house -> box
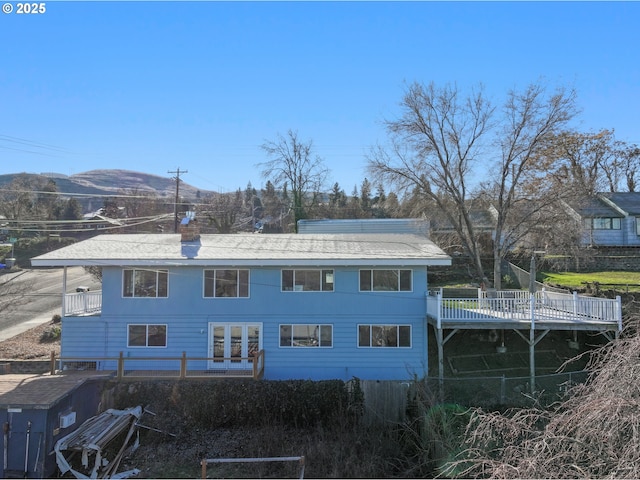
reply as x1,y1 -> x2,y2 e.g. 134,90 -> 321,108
569,192 -> 640,247
31,219 -> 451,381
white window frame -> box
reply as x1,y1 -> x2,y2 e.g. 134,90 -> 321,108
123,269 -> 168,298
127,324 -> 168,348
591,217 -> 621,230
279,324 -> 333,348
203,269 -> 250,298
281,269 -> 334,292
357,324 -> 412,348
359,269 -> 412,292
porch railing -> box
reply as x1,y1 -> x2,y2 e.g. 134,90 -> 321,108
64,291 -> 102,316
49,350 -> 266,380
427,288 -> 622,331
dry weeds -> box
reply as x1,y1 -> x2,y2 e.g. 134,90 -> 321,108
448,317 -> 640,479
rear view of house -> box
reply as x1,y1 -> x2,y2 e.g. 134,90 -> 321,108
31,219 -> 451,381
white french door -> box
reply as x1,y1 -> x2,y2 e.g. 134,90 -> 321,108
208,323 -> 261,369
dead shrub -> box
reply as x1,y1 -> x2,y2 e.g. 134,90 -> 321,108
446,313 -> 640,479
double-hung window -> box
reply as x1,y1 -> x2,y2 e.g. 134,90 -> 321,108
127,324 -> 167,347
281,269 -> 334,292
123,269 -> 168,298
358,325 -> 411,348
204,269 -> 249,297
279,324 -> 333,347
359,269 -> 412,292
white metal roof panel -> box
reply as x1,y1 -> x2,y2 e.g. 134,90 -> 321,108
31,233 -> 451,267
297,218 -> 429,235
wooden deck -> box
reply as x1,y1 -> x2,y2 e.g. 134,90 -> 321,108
427,289 -> 622,332
426,289 -> 623,393
51,350 -> 265,380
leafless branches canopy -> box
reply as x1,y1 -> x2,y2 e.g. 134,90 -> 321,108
368,82 -> 493,282
368,81 -> 579,287
258,130 -> 330,232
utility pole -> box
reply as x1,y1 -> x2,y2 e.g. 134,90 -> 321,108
168,168 -> 188,233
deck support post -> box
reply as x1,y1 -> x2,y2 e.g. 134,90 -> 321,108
62,266 -> 68,317
529,328 -> 535,393
436,327 -> 444,390
435,326 -> 459,399
513,328 -> 549,395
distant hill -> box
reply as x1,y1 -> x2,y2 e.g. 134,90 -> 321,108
0,169 -> 210,199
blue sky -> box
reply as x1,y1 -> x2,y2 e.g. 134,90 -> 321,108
1,1 -> 639,194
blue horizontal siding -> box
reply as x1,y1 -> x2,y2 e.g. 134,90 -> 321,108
65,265 -> 431,380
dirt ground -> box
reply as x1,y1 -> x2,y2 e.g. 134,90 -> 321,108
0,321 -> 60,360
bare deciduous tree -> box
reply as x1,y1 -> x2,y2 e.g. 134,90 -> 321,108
369,82 -> 577,288
368,82 -> 493,283
258,130 -> 330,232
618,142 -> 640,192
537,129 -> 621,196
486,84 -> 577,288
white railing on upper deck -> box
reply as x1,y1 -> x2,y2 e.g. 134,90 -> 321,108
427,288 -> 622,331
64,291 -> 102,316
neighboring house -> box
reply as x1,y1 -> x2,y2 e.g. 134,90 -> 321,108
569,192 -> 640,247
31,218 -> 451,381
80,213 -> 125,231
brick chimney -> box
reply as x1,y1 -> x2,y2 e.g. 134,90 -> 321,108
179,216 -> 200,242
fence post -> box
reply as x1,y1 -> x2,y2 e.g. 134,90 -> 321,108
118,352 -> 124,379
252,353 -> 257,379
50,351 -> 56,375
201,459 -> 207,479
298,455 -> 306,480
500,375 -> 506,404
180,351 -> 187,378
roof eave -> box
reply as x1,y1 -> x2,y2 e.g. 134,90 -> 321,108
31,258 -> 452,268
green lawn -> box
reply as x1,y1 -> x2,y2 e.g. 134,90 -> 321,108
541,271 -> 640,290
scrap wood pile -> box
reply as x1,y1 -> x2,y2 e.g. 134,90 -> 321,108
444,320 -> 640,479
54,406 -> 145,479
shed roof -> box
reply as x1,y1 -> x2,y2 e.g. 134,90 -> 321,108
31,233 -> 451,267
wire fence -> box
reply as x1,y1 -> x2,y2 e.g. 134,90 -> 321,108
426,370 -> 589,408
358,371 -> 589,424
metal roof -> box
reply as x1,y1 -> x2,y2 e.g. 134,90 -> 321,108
601,192 -> 640,216
568,196 -> 624,218
31,233 -> 452,267
297,218 -> 429,235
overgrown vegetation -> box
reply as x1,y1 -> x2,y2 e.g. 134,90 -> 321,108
109,379 -> 390,477
107,378 -> 470,478
433,301 -> 640,478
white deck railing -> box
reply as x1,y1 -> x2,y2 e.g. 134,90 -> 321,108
427,288 -> 622,331
64,291 -> 102,316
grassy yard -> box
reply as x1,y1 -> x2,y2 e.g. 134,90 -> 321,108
541,271 -> 640,291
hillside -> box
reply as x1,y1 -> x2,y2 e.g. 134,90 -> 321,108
0,169 -> 209,199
